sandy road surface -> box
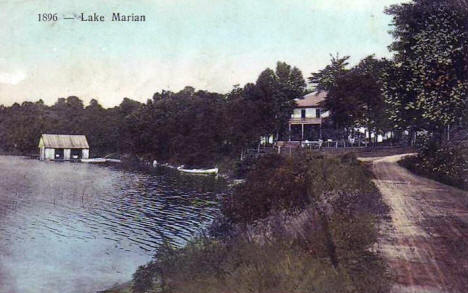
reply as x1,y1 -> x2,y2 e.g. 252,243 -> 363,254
365,154 -> 468,293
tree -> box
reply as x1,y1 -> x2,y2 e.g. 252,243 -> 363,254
49,96 -> 85,134
251,62 -> 306,141
309,54 -> 350,92
129,87 -> 229,167
225,85 -> 263,155
275,62 -> 306,138
82,99 -> 120,156
324,56 -> 391,141
384,0 -> 468,140
382,61 -> 426,144
117,98 -> 143,153
326,74 -> 362,132
353,56 -> 393,141
4,101 -> 48,153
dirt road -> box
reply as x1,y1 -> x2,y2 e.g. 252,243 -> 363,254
366,154 -> 468,293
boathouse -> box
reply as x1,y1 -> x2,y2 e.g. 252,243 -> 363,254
38,134 -> 90,161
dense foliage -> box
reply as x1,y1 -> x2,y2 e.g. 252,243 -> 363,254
132,153 -> 391,293
223,153 -> 379,224
0,62 -> 305,166
310,54 -> 394,142
384,0 -> 468,137
400,138 -> 468,190
0,97 -> 124,156
308,1 -> 467,146
252,62 -> 307,140
381,0 -> 468,186
326,56 -> 392,138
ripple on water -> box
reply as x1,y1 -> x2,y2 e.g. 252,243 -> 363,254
0,156 -> 224,293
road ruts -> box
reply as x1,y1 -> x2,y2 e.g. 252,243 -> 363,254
365,154 -> 468,293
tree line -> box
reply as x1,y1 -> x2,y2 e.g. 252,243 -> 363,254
0,62 -> 306,166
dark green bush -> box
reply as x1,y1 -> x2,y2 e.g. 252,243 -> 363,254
400,139 -> 467,190
223,152 -> 382,224
222,154 -> 308,223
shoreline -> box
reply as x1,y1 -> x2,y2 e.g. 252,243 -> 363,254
97,281 -> 132,293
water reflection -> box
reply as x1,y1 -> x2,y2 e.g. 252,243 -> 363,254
0,156 -> 224,293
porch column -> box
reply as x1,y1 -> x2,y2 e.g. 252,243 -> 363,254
64,149 -> 71,160
301,124 -> 304,141
319,123 -> 322,139
288,123 -> 291,141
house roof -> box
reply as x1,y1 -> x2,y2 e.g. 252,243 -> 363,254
295,91 -> 327,107
40,134 -> 89,149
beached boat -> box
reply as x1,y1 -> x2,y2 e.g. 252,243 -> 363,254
176,166 -> 219,175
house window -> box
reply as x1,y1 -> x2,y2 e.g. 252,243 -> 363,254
301,109 -> 306,119
316,108 -> 321,118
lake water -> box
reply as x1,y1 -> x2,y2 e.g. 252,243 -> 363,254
0,156 -> 223,293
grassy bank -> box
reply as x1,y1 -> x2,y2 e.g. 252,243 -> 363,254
127,152 -> 391,293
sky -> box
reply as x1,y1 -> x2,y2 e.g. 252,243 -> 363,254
0,0 -> 407,107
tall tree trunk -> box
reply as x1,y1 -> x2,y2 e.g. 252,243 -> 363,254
408,128 -> 414,147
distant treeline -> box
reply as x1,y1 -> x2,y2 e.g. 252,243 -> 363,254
0,96 -> 123,156
0,62 -> 306,166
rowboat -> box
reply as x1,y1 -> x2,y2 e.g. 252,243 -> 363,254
81,158 -> 107,163
176,166 -> 219,175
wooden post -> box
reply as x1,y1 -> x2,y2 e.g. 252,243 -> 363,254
301,124 -> 304,141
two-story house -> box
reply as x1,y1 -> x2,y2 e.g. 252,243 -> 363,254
289,91 -> 329,141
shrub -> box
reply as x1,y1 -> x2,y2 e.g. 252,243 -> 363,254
133,261 -> 158,293
400,139 -> 468,190
222,152 -> 381,224
222,154 -> 308,223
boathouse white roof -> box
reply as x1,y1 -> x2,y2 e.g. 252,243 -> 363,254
39,134 -> 89,149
